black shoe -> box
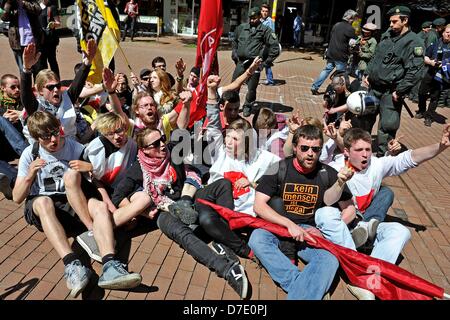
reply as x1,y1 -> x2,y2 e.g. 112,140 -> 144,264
424,117 -> 432,127
311,88 -> 319,95
242,106 -> 252,117
226,263 -> 248,299
211,241 -> 240,264
168,199 -> 199,225
0,173 -> 12,200
414,112 -> 424,119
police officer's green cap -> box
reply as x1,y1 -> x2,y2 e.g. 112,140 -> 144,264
387,6 -> 411,17
248,7 -> 261,18
433,18 -> 446,27
421,21 -> 432,29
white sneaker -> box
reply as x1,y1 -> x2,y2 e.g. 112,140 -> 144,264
347,284 -> 375,300
367,219 -> 380,241
351,221 -> 369,248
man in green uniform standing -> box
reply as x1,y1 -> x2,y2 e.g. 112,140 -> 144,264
231,7 -> 280,117
365,6 -> 425,156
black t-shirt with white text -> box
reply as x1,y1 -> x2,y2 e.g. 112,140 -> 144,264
256,158 -> 352,225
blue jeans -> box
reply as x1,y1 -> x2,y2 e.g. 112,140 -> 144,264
249,226 -> 339,300
0,116 -> 29,160
265,67 -> 274,84
0,160 -> 17,185
362,186 -> 394,222
293,30 -> 301,47
312,60 -> 346,91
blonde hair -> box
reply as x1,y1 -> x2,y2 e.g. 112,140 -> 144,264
303,116 -> 323,131
27,111 -> 60,140
94,112 -> 128,135
35,69 -> 59,92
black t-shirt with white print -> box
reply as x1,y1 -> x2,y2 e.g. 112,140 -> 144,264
256,158 -> 352,225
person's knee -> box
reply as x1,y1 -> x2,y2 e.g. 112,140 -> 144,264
249,229 -> 271,251
315,206 -> 341,226
321,250 -> 339,271
63,170 -> 81,188
198,208 -> 216,228
88,199 -> 109,218
216,178 -> 232,191
33,196 -> 54,217
381,186 -> 394,205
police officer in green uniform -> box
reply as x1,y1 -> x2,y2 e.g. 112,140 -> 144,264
365,6 -> 425,156
231,7 -> 280,117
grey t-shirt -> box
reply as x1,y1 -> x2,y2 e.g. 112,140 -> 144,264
17,138 -> 85,196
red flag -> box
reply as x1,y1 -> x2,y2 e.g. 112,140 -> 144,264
197,199 -> 445,300
175,0 -> 223,128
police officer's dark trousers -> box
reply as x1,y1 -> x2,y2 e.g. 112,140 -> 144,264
372,88 -> 403,155
418,72 -> 444,117
232,61 -> 261,109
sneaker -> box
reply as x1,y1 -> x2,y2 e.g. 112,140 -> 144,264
168,199 -> 199,225
323,292 -> 331,300
76,230 -> 102,263
414,112 -> 424,119
0,173 -> 12,200
262,81 -> 275,86
225,263 -> 248,299
211,241 -> 240,264
64,259 -> 91,298
351,223 -> 369,249
98,260 -> 142,290
367,219 -> 380,242
242,106 -> 252,117
424,117 -> 432,127
346,284 -> 375,300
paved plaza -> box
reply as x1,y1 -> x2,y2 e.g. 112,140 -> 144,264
0,35 -> 449,300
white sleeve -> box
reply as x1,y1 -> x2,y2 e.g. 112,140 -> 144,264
84,140 -> 107,180
380,150 -> 418,177
320,139 -> 338,164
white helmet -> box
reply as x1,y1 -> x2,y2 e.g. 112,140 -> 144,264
346,91 -> 380,115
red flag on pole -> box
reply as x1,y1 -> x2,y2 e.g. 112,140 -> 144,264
175,0 -> 223,128
197,199 -> 445,300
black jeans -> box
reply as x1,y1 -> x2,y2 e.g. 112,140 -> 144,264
418,72 -> 446,118
195,179 -> 252,258
157,212 -> 233,278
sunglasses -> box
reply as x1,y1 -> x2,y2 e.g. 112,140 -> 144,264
299,145 -> 322,153
104,127 -> 125,137
141,76 -> 150,81
40,129 -> 60,140
143,135 -> 166,149
45,83 -> 61,91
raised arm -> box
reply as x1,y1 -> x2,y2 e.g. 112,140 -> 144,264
67,38 -> 97,103
175,58 -> 187,94
174,90 -> 192,129
411,124 -> 450,164
221,57 -> 262,93
21,43 -> 41,115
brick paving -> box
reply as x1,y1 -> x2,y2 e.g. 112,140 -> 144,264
0,35 -> 449,300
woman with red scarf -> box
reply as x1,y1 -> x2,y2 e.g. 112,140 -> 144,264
110,127 -> 250,298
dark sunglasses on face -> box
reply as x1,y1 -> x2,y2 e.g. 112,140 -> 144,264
40,129 -> 60,140
299,145 -> 322,153
45,83 -> 61,91
141,76 -> 150,81
143,135 -> 166,149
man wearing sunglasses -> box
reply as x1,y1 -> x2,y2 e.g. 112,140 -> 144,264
249,124 -> 354,300
20,39 -> 97,143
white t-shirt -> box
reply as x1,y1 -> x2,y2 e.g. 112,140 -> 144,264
17,138 -> 85,196
328,151 -> 417,213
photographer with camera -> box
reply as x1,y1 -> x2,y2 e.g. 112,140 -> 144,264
349,23 -> 378,81
416,24 -> 450,126
323,73 -> 348,126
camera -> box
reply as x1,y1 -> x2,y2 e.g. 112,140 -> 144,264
323,90 -> 336,107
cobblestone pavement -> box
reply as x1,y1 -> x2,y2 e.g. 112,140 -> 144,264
0,35 -> 449,300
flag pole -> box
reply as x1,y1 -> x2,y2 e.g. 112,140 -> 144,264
107,25 -> 133,72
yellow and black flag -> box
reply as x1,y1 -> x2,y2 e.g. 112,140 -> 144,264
76,0 -> 120,83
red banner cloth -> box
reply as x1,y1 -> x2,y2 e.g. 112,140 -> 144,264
197,199 -> 444,300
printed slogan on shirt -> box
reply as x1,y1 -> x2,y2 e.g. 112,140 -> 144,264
283,183 -> 319,216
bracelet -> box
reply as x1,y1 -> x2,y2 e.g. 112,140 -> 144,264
23,67 -> 32,74
289,129 -> 295,134
108,90 -> 116,94
176,76 -> 184,82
